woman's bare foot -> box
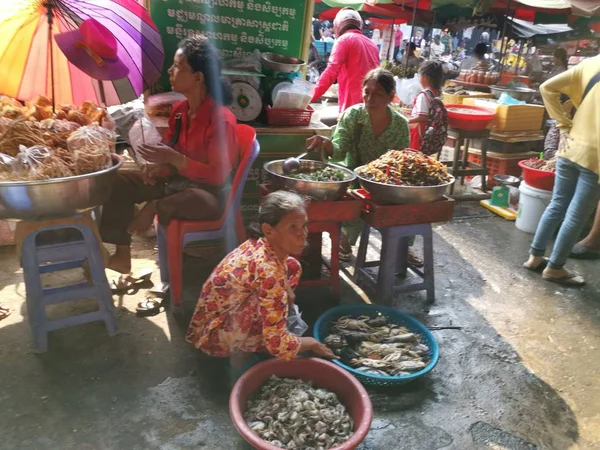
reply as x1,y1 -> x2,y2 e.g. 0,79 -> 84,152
128,201 -> 157,235
107,245 -> 132,275
340,232 -> 352,253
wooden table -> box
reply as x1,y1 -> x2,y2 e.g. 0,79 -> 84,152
259,184 -> 363,299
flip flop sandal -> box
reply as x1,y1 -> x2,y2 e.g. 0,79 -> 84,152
569,243 -> 600,260
110,269 -> 153,295
523,257 -> 549,273
136,298 -> 165,317
339,250 -> 353,262
408,252 -> 424,268
0,306 -> 10,321
542,271 -> 586,286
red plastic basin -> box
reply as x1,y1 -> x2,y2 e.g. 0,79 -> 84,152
445,104 -> 496,131
518,159 -> 555,191
229,357 -> 373,450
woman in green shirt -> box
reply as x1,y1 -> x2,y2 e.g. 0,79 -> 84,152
306,68 -> 411,260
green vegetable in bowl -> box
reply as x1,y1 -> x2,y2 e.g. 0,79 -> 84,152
288,167 -> 350,182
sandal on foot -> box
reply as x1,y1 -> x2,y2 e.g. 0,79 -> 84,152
522,257 -> 549,273
408,251 -> 424,268
110,269 -> 153,294
542,270 -> 586,286
136,298 -> 165,317
569,243 -> 600,260
339,250 -> 353,262
0,305 -> 10,321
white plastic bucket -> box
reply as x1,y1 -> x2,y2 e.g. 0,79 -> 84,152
516,181 -> 553,234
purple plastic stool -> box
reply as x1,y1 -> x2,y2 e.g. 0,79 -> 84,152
21,224 -> 117,352
354,223 -> 435,305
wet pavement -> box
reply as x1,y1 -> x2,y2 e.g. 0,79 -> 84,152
0,205 -> 598,450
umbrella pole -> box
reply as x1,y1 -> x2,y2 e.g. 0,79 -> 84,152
46,2 -> 56,112
405,4 -> 418,74
98,82 -> 107,107
498,0 -> 512,83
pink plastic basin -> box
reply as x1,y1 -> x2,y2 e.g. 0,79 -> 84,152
229,357 -> 373,450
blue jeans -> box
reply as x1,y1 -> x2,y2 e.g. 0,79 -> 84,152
530,157 -> 600,268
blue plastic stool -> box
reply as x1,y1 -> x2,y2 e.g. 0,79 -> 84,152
354,223 -> 435,305
21,224 -> 117,352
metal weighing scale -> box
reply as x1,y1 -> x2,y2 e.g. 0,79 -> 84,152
480,174 -> 521,220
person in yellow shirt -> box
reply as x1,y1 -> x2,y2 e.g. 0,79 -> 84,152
523,55 -> 600,286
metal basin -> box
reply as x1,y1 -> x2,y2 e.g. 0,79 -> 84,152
355,167 -> 454,205
0,154 -> 123,221
264,160 -> 356,202
489,85 -> 537,102
261,52 -> 305,73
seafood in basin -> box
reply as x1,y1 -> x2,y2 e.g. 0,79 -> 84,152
324,314 -> 430,377
244,375 -> 354,449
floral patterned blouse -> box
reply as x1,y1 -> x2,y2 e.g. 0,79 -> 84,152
330,104 -> 410,169
186,238 -> 302,360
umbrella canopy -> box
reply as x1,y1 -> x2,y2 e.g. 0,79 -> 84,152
321,0 -> 432,9
317,0 -> 434,24
510,17 -> 573,38
0,0 -> 164,106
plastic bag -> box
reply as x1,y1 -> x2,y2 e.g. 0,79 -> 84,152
397,74 -> 422,107
498,92 -> 525,105
128,117 -> 163,165
67,125 -> 115,175
273,79 -> 315,110
0,145 -> 72,181
287,304 -> 308,337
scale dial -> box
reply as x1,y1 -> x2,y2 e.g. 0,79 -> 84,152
229,81 -> 262,122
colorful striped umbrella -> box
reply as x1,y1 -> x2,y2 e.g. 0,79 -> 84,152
0,0 -> 164,107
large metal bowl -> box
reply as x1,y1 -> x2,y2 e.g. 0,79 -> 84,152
0,154 -> 123,221
261,52 -> 305,73
264,160 -> 356,201
355,167 -> 454,205
489,85 -> 537,102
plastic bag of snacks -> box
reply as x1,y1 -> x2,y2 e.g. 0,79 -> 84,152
67,125 -> 115,175
0,145 -> 73,181
128,117 -> 163,165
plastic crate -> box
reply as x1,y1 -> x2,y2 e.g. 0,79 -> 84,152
265,105 -> 314,126
468,150 -> 537,186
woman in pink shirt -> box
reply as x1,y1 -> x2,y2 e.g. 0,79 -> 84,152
312,8 -> 380,114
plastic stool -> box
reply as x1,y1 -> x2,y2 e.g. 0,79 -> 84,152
354,223 -> 435,305
21,224 -> 117,352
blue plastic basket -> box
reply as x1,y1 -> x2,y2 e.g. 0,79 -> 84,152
314,304 -> 439,386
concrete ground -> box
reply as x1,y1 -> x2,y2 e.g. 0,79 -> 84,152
0,205 -> 598,450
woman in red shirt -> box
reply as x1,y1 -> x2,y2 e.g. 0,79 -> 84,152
100,36 -> 238,288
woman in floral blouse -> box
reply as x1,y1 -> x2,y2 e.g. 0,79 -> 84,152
186,191 -> 335,362
306,68 -> 411,261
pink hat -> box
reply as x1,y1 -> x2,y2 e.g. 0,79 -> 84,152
55,18 -> 129,81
